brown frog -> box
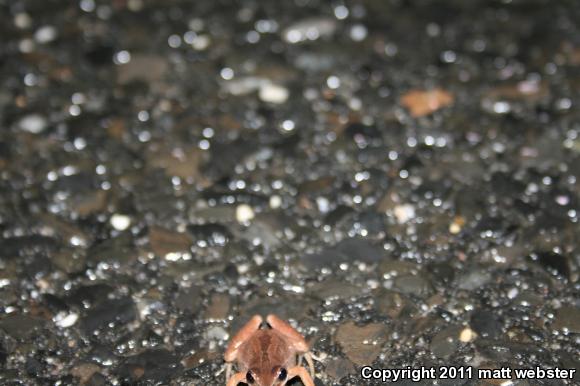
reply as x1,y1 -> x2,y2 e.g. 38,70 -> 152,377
224,314 -> 315,386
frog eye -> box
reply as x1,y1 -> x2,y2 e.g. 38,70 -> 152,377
246,371 -> 255,384
278,367 -> 287,381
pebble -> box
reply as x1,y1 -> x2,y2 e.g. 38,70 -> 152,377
393,204 -> 415,223
34,25 -> 58,43
110,214 -> 132,231
51,248 -> 87,274
393,274 -> 433,297
0,314 -> 44,339
457,270 -> 493,291
174,286 -> 202,313
269,195 -> 282,209
470,310 -> 503,338
430,325 -> 462,359
205,293 -> 230,320
401,88 -> 454,117
54,311 -> 79,328
14,13 -> 32,29
235,204 -> 255,223
325,358 -> 356,380
117,54 -> 168,84
17,114 -> 47,133
70,363 -> 101,384
282,18 -> 337,43
81,297 -> 137,333
302,237 -> 385,268
552,306 -> 580,334
335,321 -> 387,366
258,83 -> 289,104
459,327 -> 477,342
205,326 -> 229,341
148,226 -> 192,257
222,76 -> 268,95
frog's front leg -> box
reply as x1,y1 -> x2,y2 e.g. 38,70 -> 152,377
224,315 -> 263,362
286,366 -> 315,386
266,314 -> 314,376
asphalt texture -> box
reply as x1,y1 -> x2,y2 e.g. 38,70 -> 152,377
0,1 -> 579,385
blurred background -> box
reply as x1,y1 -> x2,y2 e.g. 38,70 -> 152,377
0,0 -> 578,385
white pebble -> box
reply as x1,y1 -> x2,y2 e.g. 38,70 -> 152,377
110,214 -> 132,231
19,39 -> 35,53
18,114 -> 47,133
34,25 -> 57,44
236,204 -> 255,223
394,204 -> 415,224
350,24 -> 368,41
459,327 -> 477,342
282,18 -> 337,44
191,34 -> 210,50
507,287 -> 519,299
259,83 -> 289,104
316,196 -> 330,213
54,312 -> 79,328
269,195 -> 282,209
205,326 -> 229,341
14,13 -> 32,29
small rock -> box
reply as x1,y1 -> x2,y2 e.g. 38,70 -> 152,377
449,216 -> 465,234
325,357 -> 356,380
532,251 -> 571,280
222,76 -> 269,96
459,327 -> 477,342
269,195 -> 282,209
0,314 -> 44,340
54,311 -> 79,328
282,18 -> 337,44
302,237 -> 385,268
205,293 -> 230,320
118,349 -> 180,383
174,286 -> 202,313
205,326 -> 229,341
52,248 -> 87,274
190,206 -> 237,223
82,297 -> 137,334
393,204 -> 415,224
308,279 -> 364,300
148,145 -> 205,181
259,83 -> 289,104
470,310 -> 503,338
430,325 -> 462,359
71,190 -> 108,216
117,54 -> 168,84
235,204 -> 255,223
552,306 -> 580,333
401,88 -> 454,117
71,363 -> 101,384
375,291 -> 412,319
149,226 -> 192,257
18,114 -> 47,134
335,321 -> 387,366
393,274 -> 433,297
110,214 -> 132,231
34,25 -> 57,43
188,223 -> 232,247
87,233 -> 137,265
14,13 -> 32,29
457,270 -> 492,291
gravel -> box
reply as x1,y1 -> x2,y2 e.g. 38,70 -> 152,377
0,1 -> 578,385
